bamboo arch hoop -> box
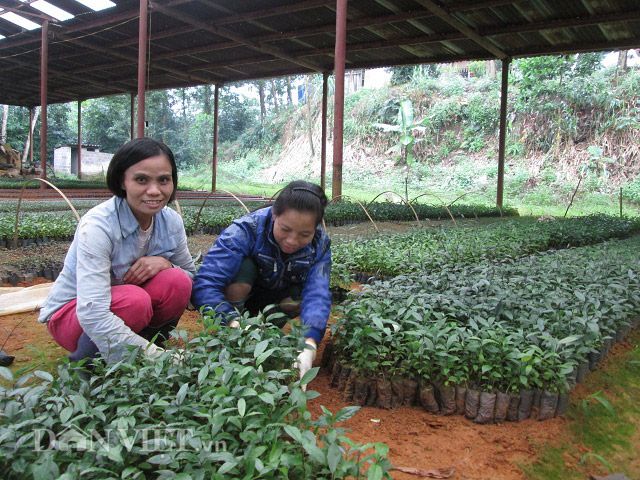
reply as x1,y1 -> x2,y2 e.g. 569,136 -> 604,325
330,195 -> 379,233
408,192 -> 457,226
13,178 -> 80,248
365,190 -> 421,226
445,190 -> 505,218
193,189 -> 251,233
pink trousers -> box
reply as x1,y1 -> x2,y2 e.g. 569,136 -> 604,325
47,268 -> 192,352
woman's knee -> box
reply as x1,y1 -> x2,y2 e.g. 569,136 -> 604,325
225,282 -> 253,302
111,285 -> 153,332
145,268 -> 192,307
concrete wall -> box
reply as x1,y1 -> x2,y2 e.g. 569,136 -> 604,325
54,146 -> 112,176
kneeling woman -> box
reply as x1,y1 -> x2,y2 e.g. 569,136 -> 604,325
192,181 -> 331,378
38,138 -> 196,363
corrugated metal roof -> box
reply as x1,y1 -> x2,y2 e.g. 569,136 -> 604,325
1,0 -> 639,106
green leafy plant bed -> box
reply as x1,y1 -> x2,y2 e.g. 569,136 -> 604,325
0,313 -> 391,479
0,201 -> 514,246
325,236 -> 640,423
331,215 -> 640,287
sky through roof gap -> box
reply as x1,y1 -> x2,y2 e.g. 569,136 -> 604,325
21,0 -> 75,21
0,11 -> 40,30
74,0 -> 117,12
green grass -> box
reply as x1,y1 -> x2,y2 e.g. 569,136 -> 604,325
523,329 -> 640,479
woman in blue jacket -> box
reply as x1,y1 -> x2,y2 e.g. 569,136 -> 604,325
192,180 -> 331,380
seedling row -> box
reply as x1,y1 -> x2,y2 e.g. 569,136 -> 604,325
325,235 -> 640,423
0,313 -> 391,479
0,201 -> 513,247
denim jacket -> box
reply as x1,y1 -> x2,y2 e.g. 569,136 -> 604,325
38,196 -> 196,361
192,207 -> 331,343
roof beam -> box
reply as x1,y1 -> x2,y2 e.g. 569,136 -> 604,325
0,8 -> 139,51
152,3 -> 324,73
481,9 -> 640,37
53,30 -> 219,85
204,0 -> 332,26
1,52 -> 134,104
412,0 -> 508,59
512,36 -> 640,58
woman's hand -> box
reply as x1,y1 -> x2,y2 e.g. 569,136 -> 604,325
294,338 -> 317,391
123,256 -> 172,285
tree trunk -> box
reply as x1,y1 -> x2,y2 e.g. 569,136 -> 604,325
258,81 -> 266,124
617,50 -> 628,73
286,76 -> 293,106
305,76 -> 315,157
1,105 -> 8,145
203,85 -> 212,116
181,88 -> 187,120
487,60 -> 497,78
270,79 -> 279,113
22,106 -> 40,166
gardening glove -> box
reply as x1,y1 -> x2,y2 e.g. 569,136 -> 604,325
294,338 -> 317,391
144,343 -> 184,365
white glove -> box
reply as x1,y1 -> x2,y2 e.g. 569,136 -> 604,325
144,343 -> 184,365
294,338 -> 317,391
144,342 -> 166,359
228,319 -> 241,328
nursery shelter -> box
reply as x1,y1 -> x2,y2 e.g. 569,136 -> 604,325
0,0 -> 639,206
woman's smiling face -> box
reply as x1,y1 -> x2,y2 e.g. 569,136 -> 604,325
272,209 -> 317,254
122,154 -> 174,229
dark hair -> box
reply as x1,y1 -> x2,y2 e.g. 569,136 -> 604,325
106,137 -> 178,202
272,180 -> 328,225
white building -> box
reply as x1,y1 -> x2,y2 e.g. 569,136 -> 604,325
53,144 -> 113,177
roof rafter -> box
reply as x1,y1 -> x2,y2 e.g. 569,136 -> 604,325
412,0 -> 508,59
152,2 -> 325,73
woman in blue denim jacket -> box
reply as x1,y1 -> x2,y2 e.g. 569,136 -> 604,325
38,138 -> 195,363
192,180 -> 331,381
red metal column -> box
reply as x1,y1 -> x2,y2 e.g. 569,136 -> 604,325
496,58 -> 510,208
212,84 -> 220,192
29,107 -> 34,165
77,100 -> 82,179
130,93 -> 135,140
39,20 -> 49,187
332,0 -> 347,200
321,72 -> 328,191
136,0 -> 148,138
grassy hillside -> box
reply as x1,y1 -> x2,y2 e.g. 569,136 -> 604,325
209,58 -> 640,216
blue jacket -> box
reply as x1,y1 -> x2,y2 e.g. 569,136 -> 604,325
192,206 -> 331,343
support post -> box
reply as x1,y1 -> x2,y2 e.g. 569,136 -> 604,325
39,20 -> 48,188
29,107 -> 34,165
136,0 -> 148,138
332,0 -> 347,200
77,100 -> 82,179
496,58 -> 510,208
130,93 -> 135,140
321,72 -> 328,191
212,84 -> 220,192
